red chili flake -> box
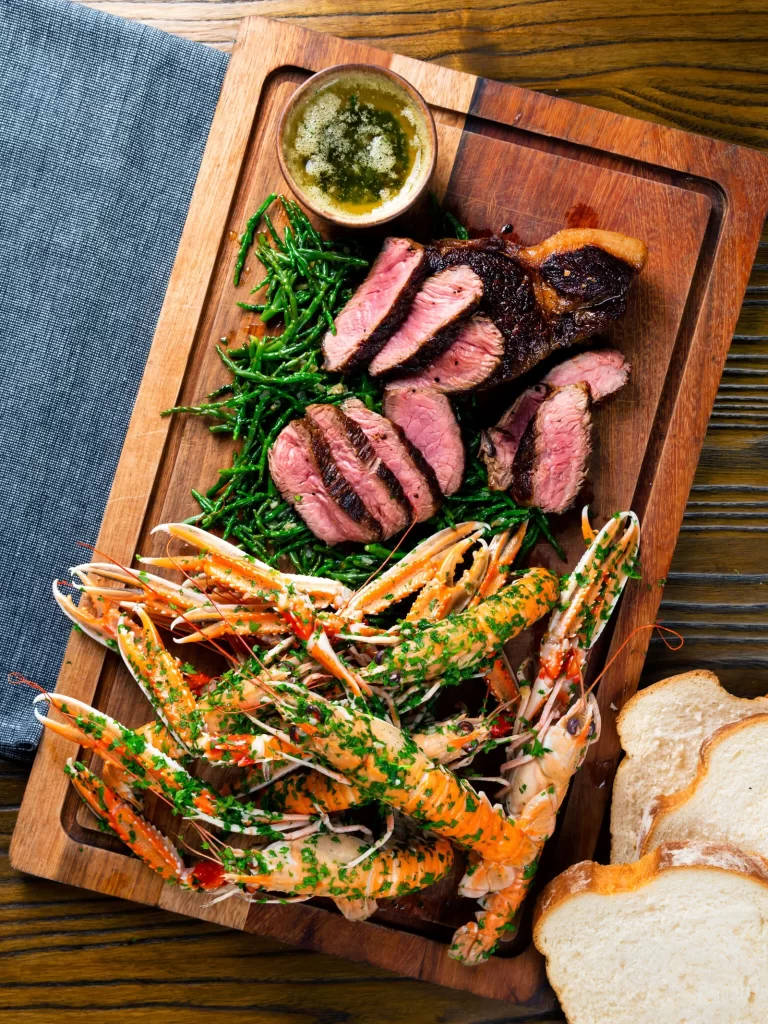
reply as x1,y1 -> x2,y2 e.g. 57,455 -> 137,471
185,672 -> 212,694
190,860 -> 226,890
490,714 -> 515,738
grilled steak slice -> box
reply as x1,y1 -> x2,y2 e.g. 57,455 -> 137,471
305,403 -> 411,539
511,383 -> 592,514
428,237 -> 550,386
323,237 -> 427,372
342,398 -> 442,522
383,386 -> 465,496
269,420 -> 380,544
386,315 -> 504,394
481,384 -> 548,491
542,348 -> 629,401
481,348 -> 628,493
428,229 -> 646,386
368,264 -> 484,377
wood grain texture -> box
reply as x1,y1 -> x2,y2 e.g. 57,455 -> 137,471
6,4 -> 768,1023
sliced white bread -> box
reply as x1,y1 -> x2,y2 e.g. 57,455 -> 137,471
534,843 -> 768,1024
639,713 -> 768,859
610,670 -> 768,863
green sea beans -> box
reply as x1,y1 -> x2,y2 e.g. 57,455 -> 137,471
167,195 -> 560,586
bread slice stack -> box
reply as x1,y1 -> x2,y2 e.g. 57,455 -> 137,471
533,671 -> 768,1023
534,843 -> 768,1024
610,669 -> 768,862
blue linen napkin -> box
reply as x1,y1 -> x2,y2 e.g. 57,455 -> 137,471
0,0 -> 228,760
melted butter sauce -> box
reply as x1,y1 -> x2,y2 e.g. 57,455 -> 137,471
285,75 -> 426,218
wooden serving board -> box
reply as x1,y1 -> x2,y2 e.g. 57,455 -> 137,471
11,16 -> 768,1010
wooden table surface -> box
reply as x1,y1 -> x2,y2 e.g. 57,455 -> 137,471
3,2 -> 767,1021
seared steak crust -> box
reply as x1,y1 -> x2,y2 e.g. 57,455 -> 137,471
307,421 -> 383,540
269,420 -> 378,545
368,264 -> 484,377
383,385 -> 465,496
387,315 -> 505,394
427,233 -> 643,386
305,403 -> 411,539
482,348 -> 629,497
480,384 -> 548,492
342,399 -> 443,522
428,238 -> 550,385
322,237 -> 428,373
511,383 -> 592,514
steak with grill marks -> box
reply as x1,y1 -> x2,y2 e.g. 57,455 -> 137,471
342,399 -> 443,522
269,420 -> 380,544
322,237 -> 428,373
481,348 -> 630,491
305,403 -> 411,539
427,229 -> 646,387
481,384 -> 549,492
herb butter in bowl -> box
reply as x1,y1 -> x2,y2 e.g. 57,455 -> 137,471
278,64 -> 437,228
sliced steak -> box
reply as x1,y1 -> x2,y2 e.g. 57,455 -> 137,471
269,420 -> 380,544
368,264 -> 484,377
542,348 -> 629,401
511,383 -> 592,514
427,230 -> 646,386
481,348 -> 628,494
480,384 -> 548,491
386,315 -> 504,394
322,237 -> 427,372
481,348 -> 629,492
428,237 -> 550,386
383,386 -> 465,496
305,403 -> 410,539
342,398 -> 442,522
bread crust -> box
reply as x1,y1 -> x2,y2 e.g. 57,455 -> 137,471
614,669 -> 721,740
534,842 -> 768,1024
534,841 -> 768,940
610,670 -> 768,863
639,712 -> 768,856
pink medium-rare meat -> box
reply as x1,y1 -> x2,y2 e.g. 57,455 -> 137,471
269,420 -> 380,544
322,238 -> 428,372
481,348 -> 630,492
383,386 -> 465,496
480,384 -> 548,491
543,348 -> 630,401
511,383 -> 592,514
305,404 -> 411,539
386,315 -> 505,394
368,265 -> 484,377
341,398 -> 443,522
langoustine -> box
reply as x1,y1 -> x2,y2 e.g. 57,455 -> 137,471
35,512 -> 637,962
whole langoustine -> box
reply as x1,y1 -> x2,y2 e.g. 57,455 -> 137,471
65,761 -> 453,921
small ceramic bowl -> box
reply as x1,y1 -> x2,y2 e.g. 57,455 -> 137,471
277,63 -> 437,229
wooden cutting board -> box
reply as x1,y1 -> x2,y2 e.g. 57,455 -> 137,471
11,15 -> 768,1009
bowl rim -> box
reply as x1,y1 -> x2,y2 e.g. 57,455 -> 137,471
276,62 -> 438,229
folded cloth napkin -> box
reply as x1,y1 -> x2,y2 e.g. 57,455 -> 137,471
0,0 -> 228,760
